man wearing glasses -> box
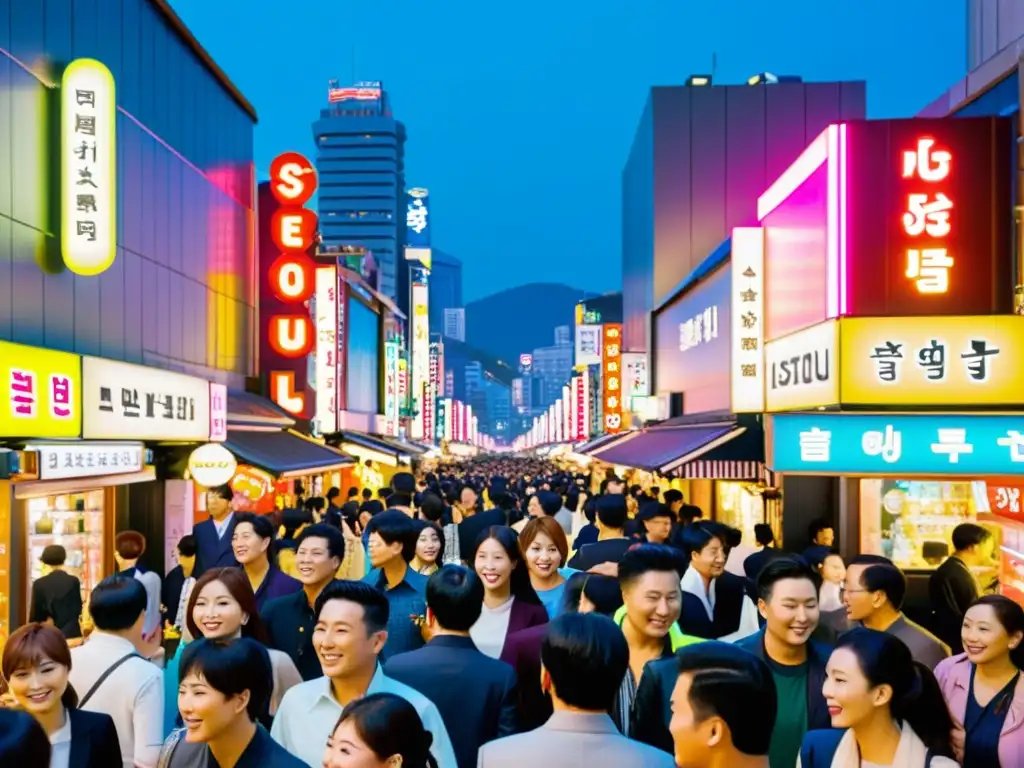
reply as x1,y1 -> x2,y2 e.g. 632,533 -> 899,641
193,484 -> 240,577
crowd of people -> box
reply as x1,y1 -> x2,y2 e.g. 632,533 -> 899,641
0,456 -> 1022,768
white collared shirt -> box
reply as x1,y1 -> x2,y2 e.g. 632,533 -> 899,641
679,567 -> 760,644
270,665 -> 458,768
69,631 -> 164,768
213,512 -> 235,539
48,708 -> 72,768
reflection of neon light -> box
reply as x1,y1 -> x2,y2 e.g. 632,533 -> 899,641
826,126 -> 839,318
1001,545 -> 1024,560
757,129 -> 829,221
838,123 -> 849,314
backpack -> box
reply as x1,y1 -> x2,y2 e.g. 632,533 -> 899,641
799,729 -> 935,768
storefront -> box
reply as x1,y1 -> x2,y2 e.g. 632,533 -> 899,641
332,430 -> 415,494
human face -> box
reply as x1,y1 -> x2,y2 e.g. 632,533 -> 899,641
415,527 -> 441,565
841,564 -> 881,622
206,492 -> 231,519
669,672 -> 721,767
322,718 -> 389,768
962,603 -> 1023,665
607,479 -> 624,494
296,536 -> 341,587
691,537 -> 726,580
645,515 -> 672,544
821,554 -> 846,585
231,522 -> 270,566
192,579 -> 247,639
962,536 -> 996,567
527,495 -> 543,517
460,488 -> 478,508
6,656 -> 68,715
313,599 -> 385,681
815,527 -> 835,547
524,531 -> 562,581
178,550 -> 196,578
622,570 -> 682,640
367,532 -> 403,569
178,672 -> 249,743
822,647 -> 889,729
759,577 -> 819,647
474,537 -> 514,594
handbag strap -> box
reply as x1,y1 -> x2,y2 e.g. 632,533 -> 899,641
78,651 -> 140,708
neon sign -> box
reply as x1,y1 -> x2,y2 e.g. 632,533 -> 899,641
902,138 -> 954,294
602,324 -> 623,433
267,152 -> 317,415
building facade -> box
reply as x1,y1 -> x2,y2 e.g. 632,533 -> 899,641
429,248 -> 463,334
312,82 -> 407,301
622,79 -> 867,352
443,307 -> 466,342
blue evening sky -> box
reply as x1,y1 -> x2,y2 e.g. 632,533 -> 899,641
170,0 -> 968,302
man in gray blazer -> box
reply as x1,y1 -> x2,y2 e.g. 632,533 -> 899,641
476,613 -> 674,768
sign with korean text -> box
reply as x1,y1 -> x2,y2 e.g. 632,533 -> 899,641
764,321 -> 839,412
314,266 -> 339,433
34,442 -> 144,480
602,324 -> 623,433
622,353 -> 650,400
61,59 -> 116,277
436,397 -> 448,443
0,342 -> 81,439
82,357 -> 211,441
575,325 -> 602,367
209,383 -> 227,442
985,480 -> 1024,524
405,188 -> 430,249
410,280 -> 430,440
840,316 -> 1023,406
731,227 -> 765,412
769,413 -> 1024,476
384,342 -> 400,436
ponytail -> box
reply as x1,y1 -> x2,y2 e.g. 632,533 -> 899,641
898,662 -> 955,759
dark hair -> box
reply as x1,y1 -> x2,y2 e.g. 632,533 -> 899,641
848,554 -> 892,567
519,516 -> 569,566
89,576 -> 147,631
856,563 -> 907,610
2,623 -> 78,710
663,489 -> 683,505
327,487 -> 341,502
366,510 -> 419,562
618,543 -> 686,587
536,490 -> 562,516
114,530 -> 146,560
177,535 -> 197,558
346,487 -> 359,499
212,484 -> 234,502
417,492 -> 446,523
594,494 -> 627,530
473,526 -> 543,605
233,512 -> 275,542
296,522 -> 346,561
0,710 -> 51,762
186,567 -> 269,644
835,628 -> 954,757
314,580 -> 390,633
562,573 -> 623,616
675,641 -> 777,756
362,488 -> 373,500
808,518 -> 833,541
179,638 -> 272,722
426,566 -> 484,631
952,523 -> 993,552
753,524 -> 774,547
333,692 -> 438,768
678,503 -> 704,524
679,520 -> 725,559
968,595 -> 1024,669
756,557 -> 817,602
280,507 -> 313,540
541,613 -> 629,711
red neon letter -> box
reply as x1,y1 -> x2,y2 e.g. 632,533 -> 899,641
268,254 -> 315,303
270,371 -> 305,415
270,152 -> 317,206
271,209 -> 318,254
269,316 -> 314,357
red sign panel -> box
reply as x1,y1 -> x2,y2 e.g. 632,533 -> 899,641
987,481 -> 1024,524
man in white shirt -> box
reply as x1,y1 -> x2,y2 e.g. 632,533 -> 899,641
69,575 -> 164,768
271,580 -> 457,768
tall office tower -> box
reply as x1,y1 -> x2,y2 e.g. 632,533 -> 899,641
531,342 -> 574,410
429,249 -> 463,334
553,325 -> 571,346
313,81 -> 407,300
622,77 -> 866,351
443,308 -> 466,342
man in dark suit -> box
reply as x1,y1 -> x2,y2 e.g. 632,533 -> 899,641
29,545 -> 83,638
193,484 -> 239,578
161,534 -> 196,627
457,479 -> 509,562
929,522 -> 993,653
385,566 -> 517,768
568,495 -> 633,571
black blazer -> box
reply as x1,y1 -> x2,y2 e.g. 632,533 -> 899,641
30,570 -> 82,638
193,517 -> 239,577
68,708 -> 122,768
928,556 -> 978,654
384,635 -> 517,768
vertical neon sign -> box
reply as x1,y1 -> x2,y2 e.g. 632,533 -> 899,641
602,324 -> 623,433
901,138 -> 954,294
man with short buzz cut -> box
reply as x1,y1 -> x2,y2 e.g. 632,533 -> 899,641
668,641 -> 775,768
270,580 -> 458,768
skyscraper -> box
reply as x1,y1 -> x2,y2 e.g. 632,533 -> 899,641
429,249 -> 463,334
313,81 -> 407,300
443,308 -> 466,342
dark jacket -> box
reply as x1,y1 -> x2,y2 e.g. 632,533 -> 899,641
158,723 -> 305,768
502,599 -> 549,658
68,708 -> 123,768
631,655 -> 682,754
252,565 -> 303,612
161,565 -> 186,626
567,538 -> 633,571
193,516 -> 239,577
500,623 -> 550,732
29,569 -> 82,638
457,508 -> 508,562
928,556 -> 978,654
743,547 -> 787,581
385,635 -> 517,768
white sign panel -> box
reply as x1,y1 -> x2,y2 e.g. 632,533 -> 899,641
82,357 -> 212,440
315,266 -> 339,433
575,325 -> 603,367
384,341 -> 400,436
730,227 -> 766,413
187,443 -> 237,488
35,442 -> 144,480
764,320 -> 839,413
622,353 -> 650,399
209,383 -> 227,441
410,283 -> 430,440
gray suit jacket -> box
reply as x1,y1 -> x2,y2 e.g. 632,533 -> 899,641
476,711 -> 674,768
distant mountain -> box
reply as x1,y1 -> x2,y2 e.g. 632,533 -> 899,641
465,283 -> 598,364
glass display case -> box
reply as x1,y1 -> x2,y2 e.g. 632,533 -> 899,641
25,490 -> 106,622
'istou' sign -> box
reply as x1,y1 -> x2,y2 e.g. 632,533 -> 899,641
61,59 -> 116,277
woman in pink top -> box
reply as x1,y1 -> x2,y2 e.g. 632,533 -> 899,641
933,595 -> 1024,767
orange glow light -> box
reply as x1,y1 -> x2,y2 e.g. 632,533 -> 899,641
268,253 -> 315,303
269,315 -> 314,357
602,323 -> 623,433
270,371 -> 305,414
270,152 -> 317,206
271,208 -> 317,254
901,137 -> 954,295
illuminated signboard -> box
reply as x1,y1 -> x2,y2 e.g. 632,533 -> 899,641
426,341 -> 443,442
384,342 -> 400,436
406,188 -> 430,248
209,383 -> 227,442
264,152 -> 318,416
759,117 -> 1011,340
519,354 -> 533,368
602,324 -> 623,433
730,227 -> 765,413
575,325 -> 602,367
314,266 -> 339,433
764,320 -> 839,413
61,59 -> 116,277
410,275 -> 430,440
0,341 -> 81,439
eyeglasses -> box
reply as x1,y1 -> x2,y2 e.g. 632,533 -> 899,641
838,587 -> 870,599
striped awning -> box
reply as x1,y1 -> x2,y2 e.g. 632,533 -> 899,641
574,431 -> 634,456
670,459 -> 766,480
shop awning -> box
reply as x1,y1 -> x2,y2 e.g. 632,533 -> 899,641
590,422 -> 749,474
337,431 -> 411,466
574,432 -> 635,456
223,430 -> 353,479
377,436 -> 429,455
227,390 -> 294,429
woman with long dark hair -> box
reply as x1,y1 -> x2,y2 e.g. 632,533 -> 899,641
469,526 -> 547,659
322,693 -> 438,768
935,594 -> 1024,767
798,627 -> 957,767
